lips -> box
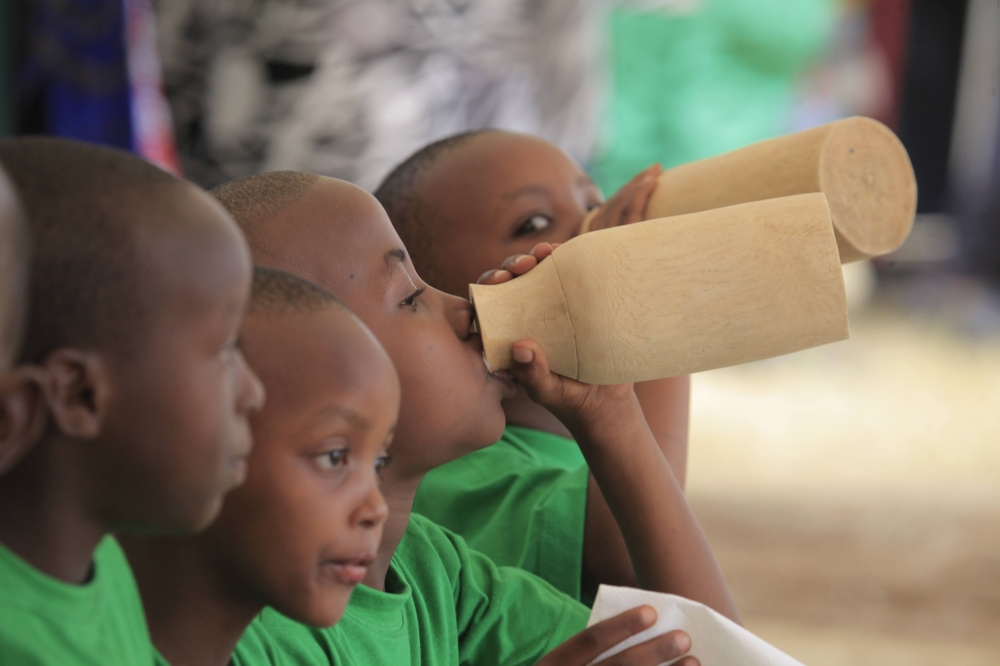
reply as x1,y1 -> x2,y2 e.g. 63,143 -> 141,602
229,456 -> 249,486
228,435 -> 253,486
484,353 -> 518,395
323,553 -> 375,586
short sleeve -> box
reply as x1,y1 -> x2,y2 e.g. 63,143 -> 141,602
407,515 -> 589,666
414,427 -> 590,600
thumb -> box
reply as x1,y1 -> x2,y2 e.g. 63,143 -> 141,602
510,340 -> 560,401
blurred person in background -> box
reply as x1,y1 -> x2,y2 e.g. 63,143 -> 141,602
590,0 -> 837,194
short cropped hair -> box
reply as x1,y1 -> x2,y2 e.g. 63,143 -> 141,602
0,137 -> 182,363
374,130 -> 494,282
250,266 -> 346,316
210,171 -> 319,253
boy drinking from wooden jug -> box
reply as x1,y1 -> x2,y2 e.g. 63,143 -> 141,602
0,139 -> 265,664
375,130 -> 686,601
206,170 -> 735,665
120,267 -> 398,666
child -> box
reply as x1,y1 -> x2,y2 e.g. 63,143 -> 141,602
0,138 -> 265,664
209,170 -> 735,664
376,129 -> 688,600
0,163 -> 26,373
120,267 -> 398,666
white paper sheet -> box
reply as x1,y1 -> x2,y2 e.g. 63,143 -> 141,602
587,585 -> 806,666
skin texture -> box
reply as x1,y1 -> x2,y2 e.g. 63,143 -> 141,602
0,166 -> 26,372
0,183 -> 265,584
0,166 -> 41,482
396,131 -> 690,591
242,177 -> 712,663
122,307 -> 397,666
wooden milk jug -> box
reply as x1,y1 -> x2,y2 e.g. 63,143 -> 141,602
470,193 -> 850,384
582,116 -> 918,264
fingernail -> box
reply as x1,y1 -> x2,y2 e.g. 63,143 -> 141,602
512,347 -> 534,364
638,605 -> 657,625
675,632 -> 691,652
495,269 -> 511,280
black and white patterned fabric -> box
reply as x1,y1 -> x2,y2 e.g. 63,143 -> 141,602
155,0 -> 605,190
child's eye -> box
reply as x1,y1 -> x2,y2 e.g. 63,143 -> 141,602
400,288 -> 424,311
317,448 -> 349,470
374,454 -> 393,478
514,215 -> 551,237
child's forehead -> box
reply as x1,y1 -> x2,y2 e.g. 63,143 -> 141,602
432,132 -> 580,178
246,309 -> 398,422
267,181 -> 411,290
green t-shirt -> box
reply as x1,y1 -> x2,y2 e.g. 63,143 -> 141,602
414,425 -> 590,600
0,536 -> 154,665
248,512 -> 589,665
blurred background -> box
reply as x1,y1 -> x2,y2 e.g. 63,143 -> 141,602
1,0 -> 998,663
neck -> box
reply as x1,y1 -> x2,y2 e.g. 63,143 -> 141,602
502,387 -> 572,439
0,438 -> 107,583
362,469 -> 424,591
120,535 -> 261,666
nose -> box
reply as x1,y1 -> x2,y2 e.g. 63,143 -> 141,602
439,288 -> 475,341
235,351 -> 266,415
355,474 -> 389,530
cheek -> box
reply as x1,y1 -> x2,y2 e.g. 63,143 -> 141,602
398,330 -> 477,408
391,325 -> 500,445
123,360 -> 227,470
178,361 -> 234,440
217,477 -> 323,598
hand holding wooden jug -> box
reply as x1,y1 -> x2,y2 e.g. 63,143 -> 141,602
470,118 -> 917,385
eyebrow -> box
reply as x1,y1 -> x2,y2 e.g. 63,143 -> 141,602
501,184 -> 550,201
383,248 -> 407,274
315,404 -> 370,429
501,176 -> 598,202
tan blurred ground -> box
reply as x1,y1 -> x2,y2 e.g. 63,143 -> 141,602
686,291 -> 1000,665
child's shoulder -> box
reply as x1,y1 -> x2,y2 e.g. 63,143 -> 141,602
0,536 -> 152,664
411,426 -> 590,599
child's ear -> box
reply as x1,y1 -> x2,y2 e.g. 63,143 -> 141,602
41,349 -> 112,440
0,366 -> 49,474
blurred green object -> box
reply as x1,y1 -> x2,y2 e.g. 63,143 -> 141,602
590,0 -> 837,194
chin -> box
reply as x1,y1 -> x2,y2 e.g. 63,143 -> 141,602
296,596 -> 351,629
470,405 -> 507,451
196,495 -> 228,529
158,495 -> 224,535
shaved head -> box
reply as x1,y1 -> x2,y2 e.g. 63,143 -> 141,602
212,173 -> 382,289
374,130 -> 495,284
211,171 -> 320,257
0,164 -> 27,371
0,138 -> 222,364
250,265 -> 348,317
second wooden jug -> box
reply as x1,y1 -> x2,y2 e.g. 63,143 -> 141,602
582,116 -> 918,263
470,193 -> 850,385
